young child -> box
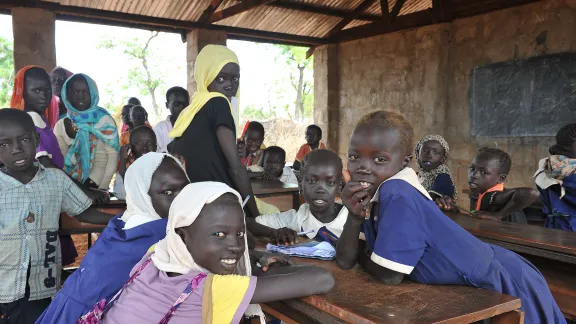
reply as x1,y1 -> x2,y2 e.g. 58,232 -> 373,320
293,124 -> 326,171
37,153 -> 190,324
0,109 -> 113,324
257,149 -> 347,246
243,121 -> 265,167
535,124 -> 576,231
415,134 -> 457,200
86,182 -> 334,323
153,86 -> 190,153
336,110 -> 565,324
438,148 -> 537,223
49,66 -> 73,119
54,73 -> 120,191
120,104 -> 133,133
114,126 -> 158,200
10,66 -> 63,169
261,146 -> 298,185
120,105 -> 149,146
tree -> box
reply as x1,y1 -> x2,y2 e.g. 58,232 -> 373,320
98,31 -> 164,120
0,36 -> 14,107
274,45 -> 313,121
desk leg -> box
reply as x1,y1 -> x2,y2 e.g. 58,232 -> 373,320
492,309 -> 524,324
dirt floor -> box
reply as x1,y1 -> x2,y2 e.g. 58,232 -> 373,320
69,234 -> 91,268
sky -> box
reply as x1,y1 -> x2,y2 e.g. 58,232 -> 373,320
0,14 -> 296,122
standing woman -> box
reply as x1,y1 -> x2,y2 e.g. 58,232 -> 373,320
169,45 -> 260,218
53,73 -> 120,191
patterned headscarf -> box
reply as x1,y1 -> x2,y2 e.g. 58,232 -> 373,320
10,66 -> 60,129
415,134 -> 457,200
61,73 -> 120,182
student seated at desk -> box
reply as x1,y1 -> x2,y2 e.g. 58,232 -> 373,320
0,110 -> 114,324
153,87 -> 190,153
256,149 -> 347,246
336,111 -> 565,324
83,182 -> 334,324
242,121 -> 265,167
437,148 -> 538,224
535,124 -> 576,231
37,153 -> 190,324
293,125 -> 326,171
119,105 -> 150,147
261,146 -> 298,185
114,126 -> 157,200
415,134 -> 457,200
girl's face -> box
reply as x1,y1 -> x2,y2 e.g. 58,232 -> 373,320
130,106 -> 148,128
23,71 -> 52,114
148,158 -> 190,218
131,130 -> 157,158
207,63 -> 240,100
177,197 -> 246,275
67,77 -> 91,111
418,140 -> 445,171
245,130 -> 263,154
347,126 -> 411,198
301,162 -> 341,214
468,153 -> 505,194
121,105 -> 132,126
50,69 -> 68,99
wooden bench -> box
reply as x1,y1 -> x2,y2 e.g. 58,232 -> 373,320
262,257 -> 523,324
251,179 -> 299,212
446,211 -> 576,320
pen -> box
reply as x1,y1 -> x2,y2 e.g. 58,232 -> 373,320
297,230 -> 315,236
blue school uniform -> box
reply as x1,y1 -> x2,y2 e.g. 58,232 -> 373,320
538,174 -> 576,231
36,215 -> 168,324
430,173 -> 456,198
362,168 -> 565,324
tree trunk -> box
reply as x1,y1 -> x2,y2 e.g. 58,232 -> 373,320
295,64 -> 305,121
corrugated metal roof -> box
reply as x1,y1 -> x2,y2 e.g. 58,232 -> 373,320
44,0 -> 433,39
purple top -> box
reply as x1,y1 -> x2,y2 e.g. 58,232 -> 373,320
35,116 -> 64,169
103,254 -> 257,324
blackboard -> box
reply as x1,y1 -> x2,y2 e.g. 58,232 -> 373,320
470,53 -> 576,137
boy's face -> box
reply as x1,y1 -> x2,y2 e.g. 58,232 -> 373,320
301,162 -> 341,214
130,131 -> 157,158
263,152 -> 285,178
305,127 -> 321,145
166,92 -> 189,119
468,153 -> 505,194
245,130 -> 263,154
418,140 -> 445,171
130,107 -> 148,128
347,126 -> 411,198
121,105 -> 132,126
24,74 -> 52,114
0,122 -> 38,173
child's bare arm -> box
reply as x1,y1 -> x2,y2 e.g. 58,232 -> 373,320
480,188 -> 539,220
357,242 -> 404,285
75,208 -> 115,225
251,265 -> 334,303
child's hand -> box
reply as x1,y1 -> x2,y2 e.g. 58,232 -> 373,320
120,145 -> 131,162
269,227 -> 298,246
471,211 -> 501,221
341,181 -> 372,219
87,189 -> 110,206
257,251 -> 293,272
435,196 -> 456,211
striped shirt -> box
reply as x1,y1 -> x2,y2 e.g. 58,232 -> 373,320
0,164 -> 92,302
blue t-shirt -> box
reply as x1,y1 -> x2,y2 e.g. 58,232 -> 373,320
538,174 -> 576,231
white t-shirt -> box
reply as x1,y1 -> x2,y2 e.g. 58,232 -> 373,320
153,116 -> 173,153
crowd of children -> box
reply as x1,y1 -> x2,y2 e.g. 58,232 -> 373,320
0,44 -> 573,324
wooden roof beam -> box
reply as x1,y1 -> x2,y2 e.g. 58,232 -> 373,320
268,1 -> 381,22
306,0 -> 377,58
208,0 -> 277,23
389,0 -> 406,23
380,0 -> 389,19
198,0 -> 225,23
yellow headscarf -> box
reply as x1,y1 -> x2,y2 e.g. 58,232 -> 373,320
169,44 -> 239,138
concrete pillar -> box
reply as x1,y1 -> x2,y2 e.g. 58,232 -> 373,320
12,7 -> 57,72
186,29 -> 227,94
313,44 -> 340,153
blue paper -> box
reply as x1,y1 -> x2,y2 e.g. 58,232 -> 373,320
266,241 -> 335,260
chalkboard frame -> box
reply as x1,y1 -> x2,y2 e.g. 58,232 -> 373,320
470,52 -> 576,137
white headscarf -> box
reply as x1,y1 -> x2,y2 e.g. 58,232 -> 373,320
120,152 -> 187,230
152,182 -> 264,322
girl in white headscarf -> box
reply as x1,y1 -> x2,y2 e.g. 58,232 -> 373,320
98,182 -> 335,324
38,153 -> 190,324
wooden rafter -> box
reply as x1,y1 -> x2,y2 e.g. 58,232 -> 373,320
269,1 -> 381,22
389,0 -> 406,23
306,0 -> 377,58
198,0 -> 225,23
208,0 -> 276,23
380,0 -> 389,18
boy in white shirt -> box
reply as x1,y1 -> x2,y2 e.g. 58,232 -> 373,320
262,146 -> 298,185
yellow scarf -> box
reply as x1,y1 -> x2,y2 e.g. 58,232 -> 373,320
169,45 -> 239,138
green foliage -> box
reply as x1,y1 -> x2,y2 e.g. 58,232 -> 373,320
0,36 -> 14,107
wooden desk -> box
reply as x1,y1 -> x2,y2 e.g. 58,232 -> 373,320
445,211 -> 576,265
263,258 -> 523,324
251,179 -> 299,212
